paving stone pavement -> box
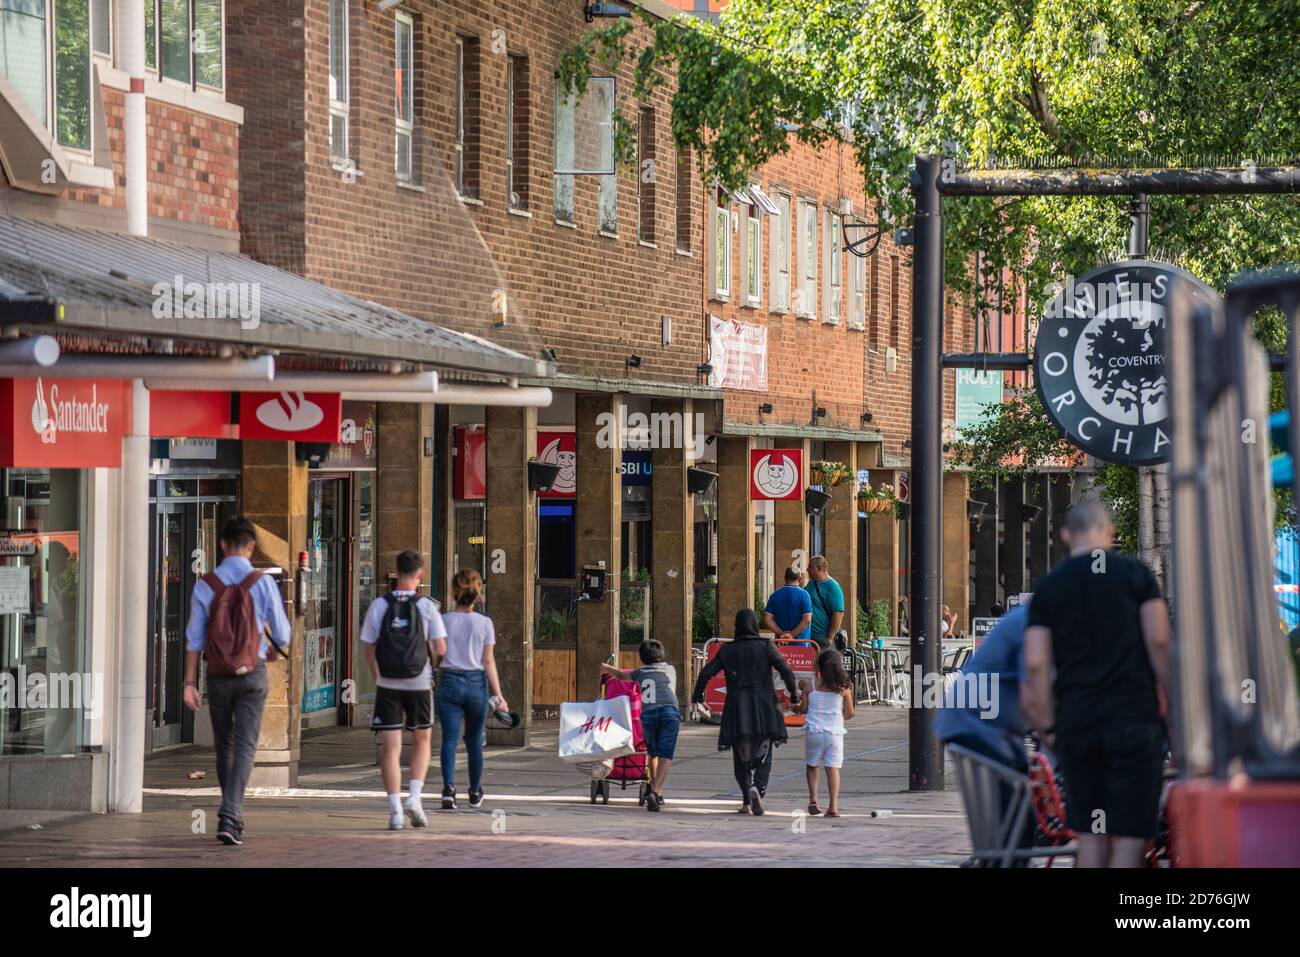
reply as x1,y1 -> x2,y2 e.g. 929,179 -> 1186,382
0,707 -> 972,867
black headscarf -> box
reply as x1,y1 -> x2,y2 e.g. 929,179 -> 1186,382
734,608 -> 761,639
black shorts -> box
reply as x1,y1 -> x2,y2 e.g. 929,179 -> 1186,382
1057,719 -> 1165,839
372,686 -> 432,731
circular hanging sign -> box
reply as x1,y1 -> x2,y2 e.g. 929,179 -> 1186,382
1033,259 -> 1218,466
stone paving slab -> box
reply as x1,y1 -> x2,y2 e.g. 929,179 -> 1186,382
0,706 -> 971,868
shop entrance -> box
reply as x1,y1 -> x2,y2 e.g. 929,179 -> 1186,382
303,475 -> 349,728
147,476 -> 237,749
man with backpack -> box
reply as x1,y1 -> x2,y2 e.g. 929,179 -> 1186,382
183,517 -> 292,846
360,550 -> 447,829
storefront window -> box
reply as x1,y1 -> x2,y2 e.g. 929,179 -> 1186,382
0,469 -> 87,756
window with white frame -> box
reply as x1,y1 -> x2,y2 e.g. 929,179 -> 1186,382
328,0 -> 348,167
141,0 -> 222,90
824,209 -> 842,324
553,77 -> 575,221
848,224 -> 866,330
795,199 -> 817,317
744,198 -> 761,306
394,10 -> 413,180
0,0 -> 101,150
769,189 -> 790,312
92,0 -> 110,56
709,187 -> 732,300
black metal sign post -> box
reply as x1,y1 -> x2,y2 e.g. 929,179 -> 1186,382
906,157 -> 1300,790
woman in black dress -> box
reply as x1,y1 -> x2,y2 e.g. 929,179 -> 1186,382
691,608 -> 801,815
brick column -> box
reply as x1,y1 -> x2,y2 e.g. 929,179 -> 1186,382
823,440 -> 858,642
772,438 -> 810,589
716,435 -> 755,637
574,394 -> 622,700
1025,473 -> 1051,588
651,399 -> 694,707
1001,477 -> 1026,597
241,440 -> 308,788
485,405 -> 537,745
866,468 -> 899,634
942,471 -> 970,636
376,403 -> 435,586
972,483 -> 999,618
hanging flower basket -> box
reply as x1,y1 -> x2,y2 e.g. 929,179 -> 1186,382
812,460 -> 852,488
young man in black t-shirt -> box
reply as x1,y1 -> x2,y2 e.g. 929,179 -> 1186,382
1022,501 -> 1172,868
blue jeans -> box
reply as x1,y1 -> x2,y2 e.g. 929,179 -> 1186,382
436,669 -> 488,792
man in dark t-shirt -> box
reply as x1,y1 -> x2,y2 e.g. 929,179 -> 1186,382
1023,500 -> 1172,868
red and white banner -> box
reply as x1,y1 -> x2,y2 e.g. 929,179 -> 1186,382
708,315 -> 768,392
1,377 -> 132,468
239,391 -> 341,443
453,425 -> 486,500
703,640 -> 818,728
536,430 -> 577,498
750,448 -> 803,501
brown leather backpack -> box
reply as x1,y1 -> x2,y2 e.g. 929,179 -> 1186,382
202,571 -> 265,676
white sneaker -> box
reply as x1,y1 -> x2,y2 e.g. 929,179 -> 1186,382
388,810 -> 405,830
404,796 -> 428,827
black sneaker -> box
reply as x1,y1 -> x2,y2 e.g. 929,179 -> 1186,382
216,828 -> 242,846
442,786 -> 457,810
748,786 -> 764,816
645,792 -> 661,812
468,789 -> 484,809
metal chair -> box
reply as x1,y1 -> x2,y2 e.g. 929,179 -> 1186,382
948,743 -> 1076,867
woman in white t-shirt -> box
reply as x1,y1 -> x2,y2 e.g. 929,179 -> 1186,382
435,569 -> 507,810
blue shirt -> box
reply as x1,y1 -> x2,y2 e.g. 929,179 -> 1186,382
936,604 -> 1029,768
185,555 -> 292,658
805,577 -> 845,639
765,585 -> 813,642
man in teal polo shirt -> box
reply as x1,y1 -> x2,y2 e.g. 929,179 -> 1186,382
805,555 -> 845,650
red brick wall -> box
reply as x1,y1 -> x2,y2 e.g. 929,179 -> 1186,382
0,88 -> 239,235
709,134 -> 973,457
233,0 -> 704,383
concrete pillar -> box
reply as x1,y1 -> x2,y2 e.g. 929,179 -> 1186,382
574,394 -> 622,700
1001,477 -> 1026,598
485,405 -> 537,745
109,381 -> 149,813
650,399 -> 694,707
716,435 -> 754,636
773,438 -> 810,590
241,440 -> 309,788
376,403 -> 435,586
972,483 -> 999,618
823,440 -> 858,642
866,468 -> 899,634
941,471 -> 970,636
1026,473 -> 1051,588
1049,474 -> 1072,568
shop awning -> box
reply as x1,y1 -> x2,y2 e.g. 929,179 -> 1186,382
0,215 -> 554,380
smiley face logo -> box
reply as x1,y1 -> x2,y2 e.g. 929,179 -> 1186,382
753,452 -> 799,499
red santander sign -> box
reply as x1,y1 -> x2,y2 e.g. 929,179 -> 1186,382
239,391 -> 341,443
0,377 -> 132,468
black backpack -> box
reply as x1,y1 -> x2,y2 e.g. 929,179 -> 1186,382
376,595 -> 429,679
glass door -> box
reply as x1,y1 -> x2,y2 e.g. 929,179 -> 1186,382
303,476 -> 347,725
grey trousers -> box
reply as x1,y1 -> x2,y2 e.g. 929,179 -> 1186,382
206,664 -> 268,835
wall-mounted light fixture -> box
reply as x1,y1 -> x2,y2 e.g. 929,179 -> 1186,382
860,411 -> 874,424
584,2 -> 633,22
625,354 -> 643,372
1020,503 -> 1044,524
805,488 -> 832,515
902,439 -> 912,450
696,362 -> 713,376
528,459 -> 562,493
813,406 -> 827,419
759,402 -> 773,415
687,467 -> 718,495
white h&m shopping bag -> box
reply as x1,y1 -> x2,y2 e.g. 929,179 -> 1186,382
558,696 -> 635,762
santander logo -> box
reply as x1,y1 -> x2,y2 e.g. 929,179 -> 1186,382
31,377 -> 50,433
255,392 -> 325,433
29,377 -> 111,444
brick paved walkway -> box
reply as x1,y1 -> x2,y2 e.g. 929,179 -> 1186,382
0,708 -> 971,867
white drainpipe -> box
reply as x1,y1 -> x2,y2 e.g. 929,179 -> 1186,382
118,0 -> 147,237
